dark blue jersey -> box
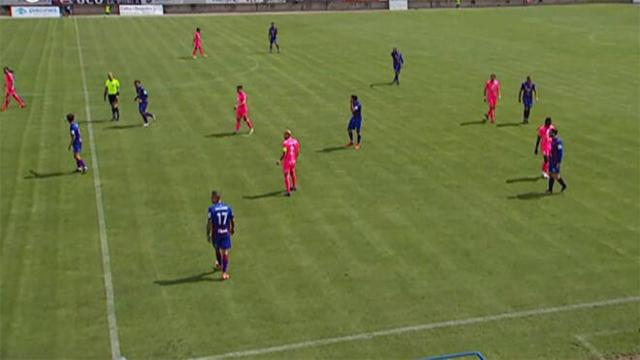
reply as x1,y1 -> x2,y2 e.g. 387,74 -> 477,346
520,81 -> 536,100
352,100 -> 362,120
392,50 -> 404,69
136,85 -> 149,103
269,26 -> 278,40
208,202 -> 234,239
70,122 -> 82,145
551,137 -> 564,163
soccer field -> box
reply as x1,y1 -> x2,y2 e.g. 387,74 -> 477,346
1,4 -> 639,359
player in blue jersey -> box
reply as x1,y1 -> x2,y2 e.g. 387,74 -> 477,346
346,95 -> 363,150
518,76 -> 538,124
66,113 -> 88,174
268,22 -> 280,53
547,129 -> 567,193
206,191 -> 235,280
391,48 -> 404,85
133,80 -> 155,127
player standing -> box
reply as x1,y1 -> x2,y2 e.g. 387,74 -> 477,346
66,113 -> 88,174
206,191 -> 235,280
2,67 -> 26,112
133,80 -> 156,127
192,28 -> 207,59
483,73 -> 501,124
103,72 -> 120,121
346,95 -> 363,150
518,75 -> 538,124
534,117 -> 555,179
234,85 -> 254,135
547,128 -> 567,193
268,22 -> 280,53
277,130 -> 301,197
391,48 -> 404,85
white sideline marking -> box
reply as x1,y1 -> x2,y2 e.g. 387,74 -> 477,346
574,335 -> 605,360
193,296 -> 640,360
74,18 -> 122,360
574,327 -> 639,360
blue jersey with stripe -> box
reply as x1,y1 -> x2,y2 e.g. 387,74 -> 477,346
208,202 -> 234,239
70,122 -> 82,145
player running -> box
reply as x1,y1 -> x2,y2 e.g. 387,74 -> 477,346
133,80 -> 156,127
518,76 -> 538,124
66,113 -> 88,174
391,48 -> 404,85
534,117 -> 555,179
234,85 -> 254,135
346,95 -> 363,150
206,191 -> 235,280
103,72 -> 121,121
2,67 -> 26,112
483,73 -> 501,124
277,129 -> 301,197
268,22 -> 280,53
192,28 -> 207,59
547,128 -> 567,193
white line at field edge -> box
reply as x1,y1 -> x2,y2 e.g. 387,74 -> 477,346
192,296 -> 640,360
73,18 -> 122,360
574,335 -> 605,360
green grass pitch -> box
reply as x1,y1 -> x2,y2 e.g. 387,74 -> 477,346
1,4 -> 639,359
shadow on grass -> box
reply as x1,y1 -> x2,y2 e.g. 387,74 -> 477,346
24,169 -> 77,179
243,190 -> 283,200
508,192 -> 555,200
369,81 -> 394,88
459,120 -> 486,126
206,131 -> 237,138
104,124 -> 141,130
177,56 -> 196,61
317,146 -> 349,153
496,122 -> 522,128
506,176 -> 543,184
78,119 -> 110,124
154,270 -> 217,286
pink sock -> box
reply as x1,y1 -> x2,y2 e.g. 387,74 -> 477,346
235,119 -> 241,132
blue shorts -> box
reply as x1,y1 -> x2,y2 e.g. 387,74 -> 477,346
348,117 -> 362,131
394,65 -> 402,73
138,102 -> 148,113
73,142 -> 82,154
549,162 -> 561,174
215,236 -> 232,250
270,37 -> 278,44
523,98 -> 533,108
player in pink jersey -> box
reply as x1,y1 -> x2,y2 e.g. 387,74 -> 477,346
277,130 -> 301,197
2,67 -> 26,112
483,73 -> 501,124
534,117 -> 555,179
234,85 -> 254,135
192,28 -> 207,59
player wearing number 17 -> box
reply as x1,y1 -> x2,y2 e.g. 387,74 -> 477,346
207,191 -> 235,281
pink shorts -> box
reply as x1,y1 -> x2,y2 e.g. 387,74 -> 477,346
488,98 -> 498,107
283,163 -> 296,174
236,107 -> 248,118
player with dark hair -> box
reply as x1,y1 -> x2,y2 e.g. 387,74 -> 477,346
534,117 -> 555,179
103,72 -> 120,121
519,75 -> 538,124
235,85 -> 254,135
192,28 -> 207,59
206,191 -> 235,280
133,80 -> 155,127
483,73 -> 501,124
547,128 -> 567,193
346,95 -> 363,150
391,48 -> 404,85
66,113 -> 88,174
277,129 -> 301,197
268,22 -> 280,53
2,67 -> 26,111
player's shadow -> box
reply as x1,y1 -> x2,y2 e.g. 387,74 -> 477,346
154,270 -> 217,286
78,119 -> 110,124
459,120 -> 485,126
24,169 -> 77,179
507,192 -> 555,200
369,81 -> 394,88
496,122 -> 522,128
317,146 -> 349,153
506,176 -> 543,184
206,132 -> 236,138
177,56 -> 196,61
243,190 -> 283,200
104,124 -> 141,130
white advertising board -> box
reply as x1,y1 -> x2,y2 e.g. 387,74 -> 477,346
119,4 -> 164,15
388,0 -> 407,10
11,5 -> 61,17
